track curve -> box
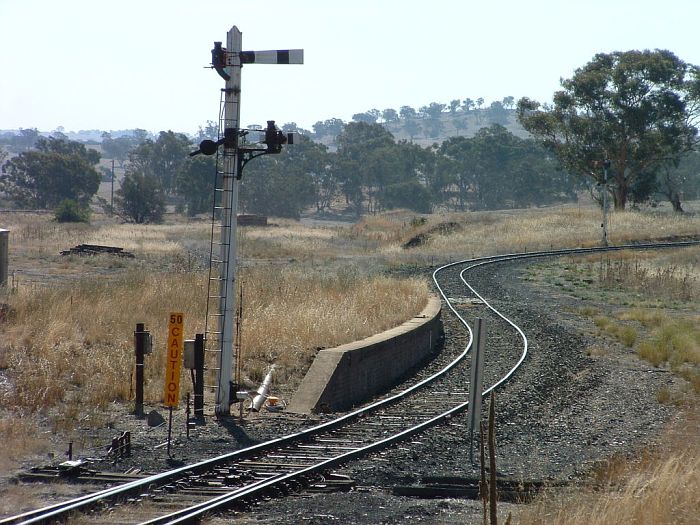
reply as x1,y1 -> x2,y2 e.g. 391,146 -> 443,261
3,240 -> 697,524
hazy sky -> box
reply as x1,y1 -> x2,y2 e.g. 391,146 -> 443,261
1,0 -> 699,135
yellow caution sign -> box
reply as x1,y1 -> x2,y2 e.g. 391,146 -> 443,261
163,312 -> 184,407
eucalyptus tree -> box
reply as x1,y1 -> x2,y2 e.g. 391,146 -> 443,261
11,128 -> 40,152
127,130 -> 191,195
517,49 -> 700,209
656,148 -> 700,211
399,105 -> 417,120
436,125 -> 575,210
352,112 -> 378,124
312,118 -> 345,139
101,132 -> 139,168
502,96 -> 515,109
196,120 -> 219,141
175,155 -> 215,216
0,136 -> 100,208
486,101 -> 510,126
420,102 -> 446,120
378,140 -> 434,213
382,108 -> 399,123
279,134 -> 332,213
334,122 -> 395,213
239,155 -> 315,219
403,119 -> 421,141
115,170 -> 165,223
437,135 -> 477,210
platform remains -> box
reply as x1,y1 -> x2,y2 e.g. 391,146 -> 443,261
287,297 -> 442,414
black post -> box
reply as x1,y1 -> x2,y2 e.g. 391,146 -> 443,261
134,323 -> 145,417
194,333 -> 205,420
167,406 -> 173,457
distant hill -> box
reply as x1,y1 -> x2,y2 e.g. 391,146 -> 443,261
384,109 -> 528,144
0,110 -> 529,150
314,109 -> 529,149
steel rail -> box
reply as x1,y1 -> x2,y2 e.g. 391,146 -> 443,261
4,273 -> 478,524
1,265 -> 477,524
4,240 -> 697,524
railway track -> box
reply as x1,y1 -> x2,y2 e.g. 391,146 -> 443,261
3,240 -> 697,524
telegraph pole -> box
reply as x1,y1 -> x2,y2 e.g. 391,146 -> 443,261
110,159 -> 115,211
195,26 -> 303,416
602,159 -> 610,247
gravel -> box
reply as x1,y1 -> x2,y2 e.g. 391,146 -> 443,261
223,257 -> 681,524
5,256 -> 684,523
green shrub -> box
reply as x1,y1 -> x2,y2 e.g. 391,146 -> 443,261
54,199 -> 90,223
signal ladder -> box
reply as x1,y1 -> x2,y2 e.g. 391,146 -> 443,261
202,93 -> 242,405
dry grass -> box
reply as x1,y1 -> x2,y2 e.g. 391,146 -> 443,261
618,310 -> 700,393
570,249 -> 699,393
238,266 -> 429,384
516,236 -> 699,524
592,316 -> 638,347
0,263 -> 428,423
383,204 -> 700,261
0,271 -> 207,414
0,479 -> 82,516
2,213 -> 211,264
515,408 -> 700,525
595,254 -> 700,302
550,248 -> 699,394
0,414 -> 50,471
516,452 -> 700,524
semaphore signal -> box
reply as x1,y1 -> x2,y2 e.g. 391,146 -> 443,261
197,26 -> 303,416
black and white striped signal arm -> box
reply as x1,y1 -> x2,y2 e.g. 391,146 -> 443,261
237,49 -> 304,64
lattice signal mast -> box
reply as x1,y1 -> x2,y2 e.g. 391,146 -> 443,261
191,26 -> 303,415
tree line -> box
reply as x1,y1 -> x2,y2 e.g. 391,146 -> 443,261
0,123 -> 579,222
2,49 -> 699,222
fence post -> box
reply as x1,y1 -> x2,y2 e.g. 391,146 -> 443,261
0,229 -> 8,287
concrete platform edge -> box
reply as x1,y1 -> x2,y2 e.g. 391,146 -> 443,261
286,296 -> 443,414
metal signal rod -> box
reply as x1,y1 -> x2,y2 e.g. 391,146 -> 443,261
214,26 -> 303,416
